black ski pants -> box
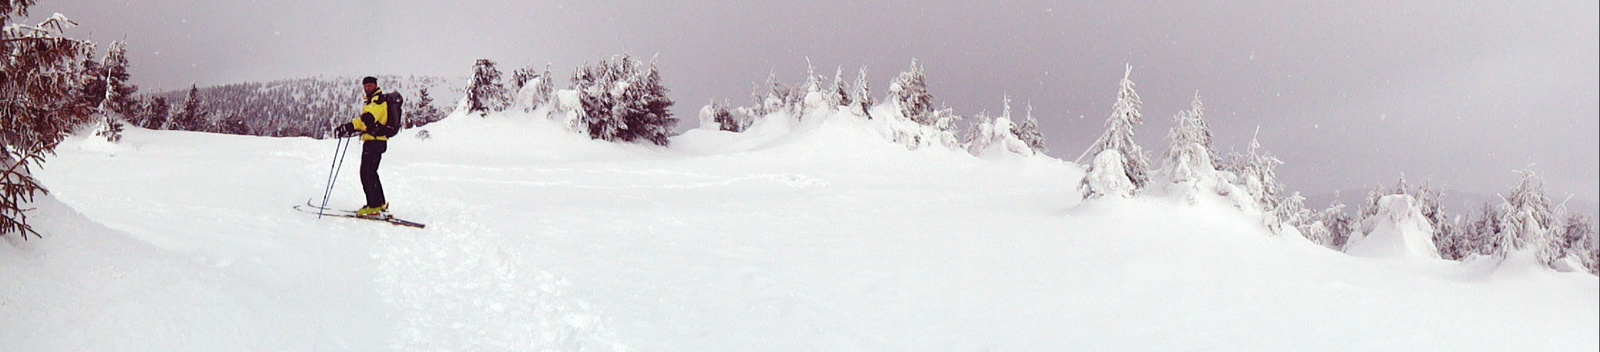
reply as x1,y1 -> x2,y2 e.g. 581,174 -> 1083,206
360,140 -> 387,208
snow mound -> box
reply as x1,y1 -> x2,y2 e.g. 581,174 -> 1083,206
1345,194 -> 1441,259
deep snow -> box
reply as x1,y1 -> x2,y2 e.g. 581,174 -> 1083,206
3,110 -> 1596,351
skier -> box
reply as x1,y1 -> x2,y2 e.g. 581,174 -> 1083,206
335,76 -> 395,216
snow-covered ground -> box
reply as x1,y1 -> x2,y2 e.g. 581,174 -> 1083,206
3,111 -> 1596,351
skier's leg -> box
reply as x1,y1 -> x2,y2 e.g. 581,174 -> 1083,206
360,140 -> 387,208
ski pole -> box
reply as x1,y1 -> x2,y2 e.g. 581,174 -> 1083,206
318,136 -> 353,218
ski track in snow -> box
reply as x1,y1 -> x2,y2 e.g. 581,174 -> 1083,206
5,113 -> 1597,351
372,204 -> 622,351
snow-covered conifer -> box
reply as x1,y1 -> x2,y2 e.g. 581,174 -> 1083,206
570,54 -> 676,145
1012,103 -> 1047,154
1319,200 -> 1355,249
507,64 -> 555,112
762,71 -> 789,115
964,96 -> 1041,157
97,41 -> 137,115
1433,215 -> 1470,260
1225,136 -> 1285,222
1553,214 -> 1597,274
963,111 -> 994,154
1079,65 -> 1152,198
92,41 -> 136,142
142,95 -> 171,130
466,59 -> 509,114
533,65 -> 555,108
699,100 -> 743,132
1496,170 -> 1557,262
405,87 -> 443,128
2,7 -> 97,239
510,65 -> 539,92
1465,201 -> 1504,257
888,60 -> 936,125
851,66 -> 875,118
1284,192 -> 1328,240
170,84 -> 211,131
798,60 -> 823,112
1083,149 -> 1136,199
627,58 -> 677,145
1162,93 -> 1217,185
825,67 -> 850,108
217,117 -> 249,135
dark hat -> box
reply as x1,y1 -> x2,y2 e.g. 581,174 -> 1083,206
361,76 -> 378,85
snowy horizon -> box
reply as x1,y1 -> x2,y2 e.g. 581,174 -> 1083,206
22,0 -> 1599,208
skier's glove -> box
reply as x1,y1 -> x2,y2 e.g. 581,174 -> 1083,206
334,123 -> 358,137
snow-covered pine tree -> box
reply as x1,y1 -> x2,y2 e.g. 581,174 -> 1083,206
217,117 -> 249,135
851,66 -> 875,119
2,7 -> 98,239
1407,183 -> 1468,260
1497,169 -> 1557,261
405,87 -> 442,128
466,59 -> 508,115
570,54 -> 676,145
77,52 -> 102,106
623,57 -> 676,145
508,64 -> 538,111
504,64 -> 555,112
1282,192 -> 1325,239
964,96 -> 1036,157
1188,93 -> 1221,168
1320,200 -> 1355,249
1464,201 -> 1504,257
1359,177 -> 1407,222
532,64 -> 554,108
797,60 -> 823,113
510,65 -> 538,92
720,99 -> 748,132
1079,65 -> 1151,199
169,84 -> 210,131
1225,136 -> 1285,226
572,58 -> 623,140
140,95 -> 171,129
888,60 -> 936,125
826,66 -> 850,108
1083,149 -> 1136,199
1553,214 -> 1598,274
762,71 -> 789,116
1012,103 -> 1047,154
93,41 -> 136,142
1162,94 -> 1216,185
963,110 -> 994,154
698,100 -> 737,132
1433,215 -> 1470,260
95,114 -> 125,142
745,82 -> 766,117
97,41 -> 137,115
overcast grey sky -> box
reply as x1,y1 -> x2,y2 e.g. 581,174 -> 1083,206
26,0 -> 1600,206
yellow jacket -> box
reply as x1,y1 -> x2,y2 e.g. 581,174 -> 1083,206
351,89 -> 389,141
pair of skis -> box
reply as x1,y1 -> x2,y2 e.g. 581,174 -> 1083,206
295,201 -> 426,228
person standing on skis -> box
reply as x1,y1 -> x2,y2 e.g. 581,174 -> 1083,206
335,76 -> 396,216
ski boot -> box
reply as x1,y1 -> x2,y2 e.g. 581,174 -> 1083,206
356,203 -> 389,218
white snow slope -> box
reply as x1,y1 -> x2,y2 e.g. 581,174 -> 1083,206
4,110 -> 1596,351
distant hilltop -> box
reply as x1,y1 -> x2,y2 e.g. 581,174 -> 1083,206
147,75 -> 465,138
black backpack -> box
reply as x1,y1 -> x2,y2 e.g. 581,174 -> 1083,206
381,91 -> 404,137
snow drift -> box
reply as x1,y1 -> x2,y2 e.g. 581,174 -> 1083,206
1345,194 -> 1443,259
